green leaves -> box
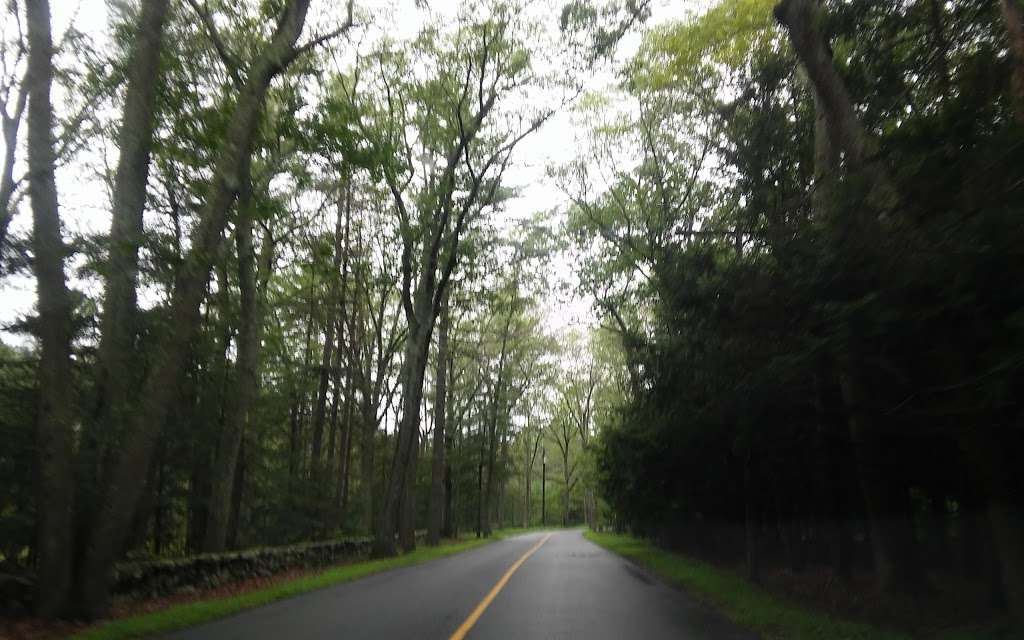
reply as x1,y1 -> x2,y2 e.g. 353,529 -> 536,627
631,0 -> 781,91
313,90 -> 396,179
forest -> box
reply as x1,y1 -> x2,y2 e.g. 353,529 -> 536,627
0,0 -> 1022,635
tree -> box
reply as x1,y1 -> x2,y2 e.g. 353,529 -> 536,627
363,3 -> 548,556
0,0 -> 28,257
24,0 -> 75,618
588,0 -> 1024,627
426,287 -> 450,545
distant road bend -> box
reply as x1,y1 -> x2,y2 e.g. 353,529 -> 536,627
166,530 -> 755,639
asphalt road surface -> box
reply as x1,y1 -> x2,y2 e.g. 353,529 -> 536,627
165,529 -> 757,639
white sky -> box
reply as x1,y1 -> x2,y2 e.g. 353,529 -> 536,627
0,0 -> 698,346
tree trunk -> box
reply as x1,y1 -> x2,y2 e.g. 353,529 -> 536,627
562,448 -> 571,527
339,382 -> 354,520
203,169 -> 271,553
186,452 -> 210,553
744,456 -> 760,584
330,177 -> 353,528
312,185 -> 350,475
227,437 -> 246,549
427,290 -> 450,545
774,0 -> 898,210
288,391 -> 302,482
825,430 -> 854,581
0,67 -> 27,256
327,349 -> 342,473
523,441 -> 531,528
839,369 -> 923,593
398,424 -> 418,551
310,320 -> 335,472
443,435 -> 454,538
77,0 -> 317,616
152,450 -> 165,555
92,0 -> 170,491
960,426 -> 1024,624
361,393 -> 376,534
332,359 -> 353,530
483,417 -> 497,536
926,0 -> 952,98
477,460 -> 484,538
1002,0 -> 1024,120
25,0 -> 75,617
374,302 -> 432,556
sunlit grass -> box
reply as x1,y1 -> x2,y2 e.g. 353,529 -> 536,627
74,531 -> 529,640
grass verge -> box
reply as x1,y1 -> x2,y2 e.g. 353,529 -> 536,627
584,531 -> 908,640
74,532 -> 523,640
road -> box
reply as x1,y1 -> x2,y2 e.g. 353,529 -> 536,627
165,529 -> 757,639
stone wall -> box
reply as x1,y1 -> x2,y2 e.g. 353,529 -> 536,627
113,532 -> 426,601
1,532 -> 428,612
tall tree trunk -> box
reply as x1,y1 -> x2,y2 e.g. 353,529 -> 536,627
25,0 -> 75,616
482,306 -> 513,537
77,0 -> 318,616
330,176 -> 353,527
774,0 -> 898,210
562,450 -> 571,527
1002,0 -> 1024,120
152,448 -> 165,555
476,460 -> 484,538
360,393 -> 376,534
0,69 -> 27,256
186,451 -> 210,553
927,0 -> 952,99
483,430 -> 495,532
310,320 -> 335,473
92,0 -> 170,490
373,43 -> 511,553
744,456 -> 760,584
523,447 -> 531,528
288,391 -> 302,482
331,356 -> 353,529
312,185 -> 349,475
227,437 -> 246,549
839,369 -> 923,593
398,424 -> 419,551
443,433 -> 454,538
483,408 -> 498,536
374,288 -> 433,556
203,168 -> 271,553
339,378 -> 355,521
960,426 -> 1024,624
327,354 -> 341,473
427,290 -> 450,545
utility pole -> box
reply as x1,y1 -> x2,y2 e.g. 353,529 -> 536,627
541,447 -> 546,527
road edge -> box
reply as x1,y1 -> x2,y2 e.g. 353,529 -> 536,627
72,532 -> 535,640
583,530 -> 912,640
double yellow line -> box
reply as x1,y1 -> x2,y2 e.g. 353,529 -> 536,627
448,533 -> 552,640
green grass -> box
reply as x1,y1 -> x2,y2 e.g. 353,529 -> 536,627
75,531 -> 530,640
584,531 -> 909,640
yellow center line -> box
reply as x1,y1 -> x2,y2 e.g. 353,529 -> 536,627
449,533 -> 552,640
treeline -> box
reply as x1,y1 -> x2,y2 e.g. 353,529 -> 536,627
0,0 -> 618,621
572,0 -> 1024,627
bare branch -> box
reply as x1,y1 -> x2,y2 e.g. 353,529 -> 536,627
185,0 -> 245,88
291,0 -> 356,58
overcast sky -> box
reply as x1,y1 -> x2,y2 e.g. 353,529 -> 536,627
0,0 -> 696,346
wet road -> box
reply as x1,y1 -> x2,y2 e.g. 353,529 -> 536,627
165,529 -> 756,639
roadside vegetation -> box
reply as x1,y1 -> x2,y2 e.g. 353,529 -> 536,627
586,532 -> 1017,640
1,0 -> 1021,635
0,0 -> 619,623
75,529 -> 553,640
573,0 -> 1024,635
